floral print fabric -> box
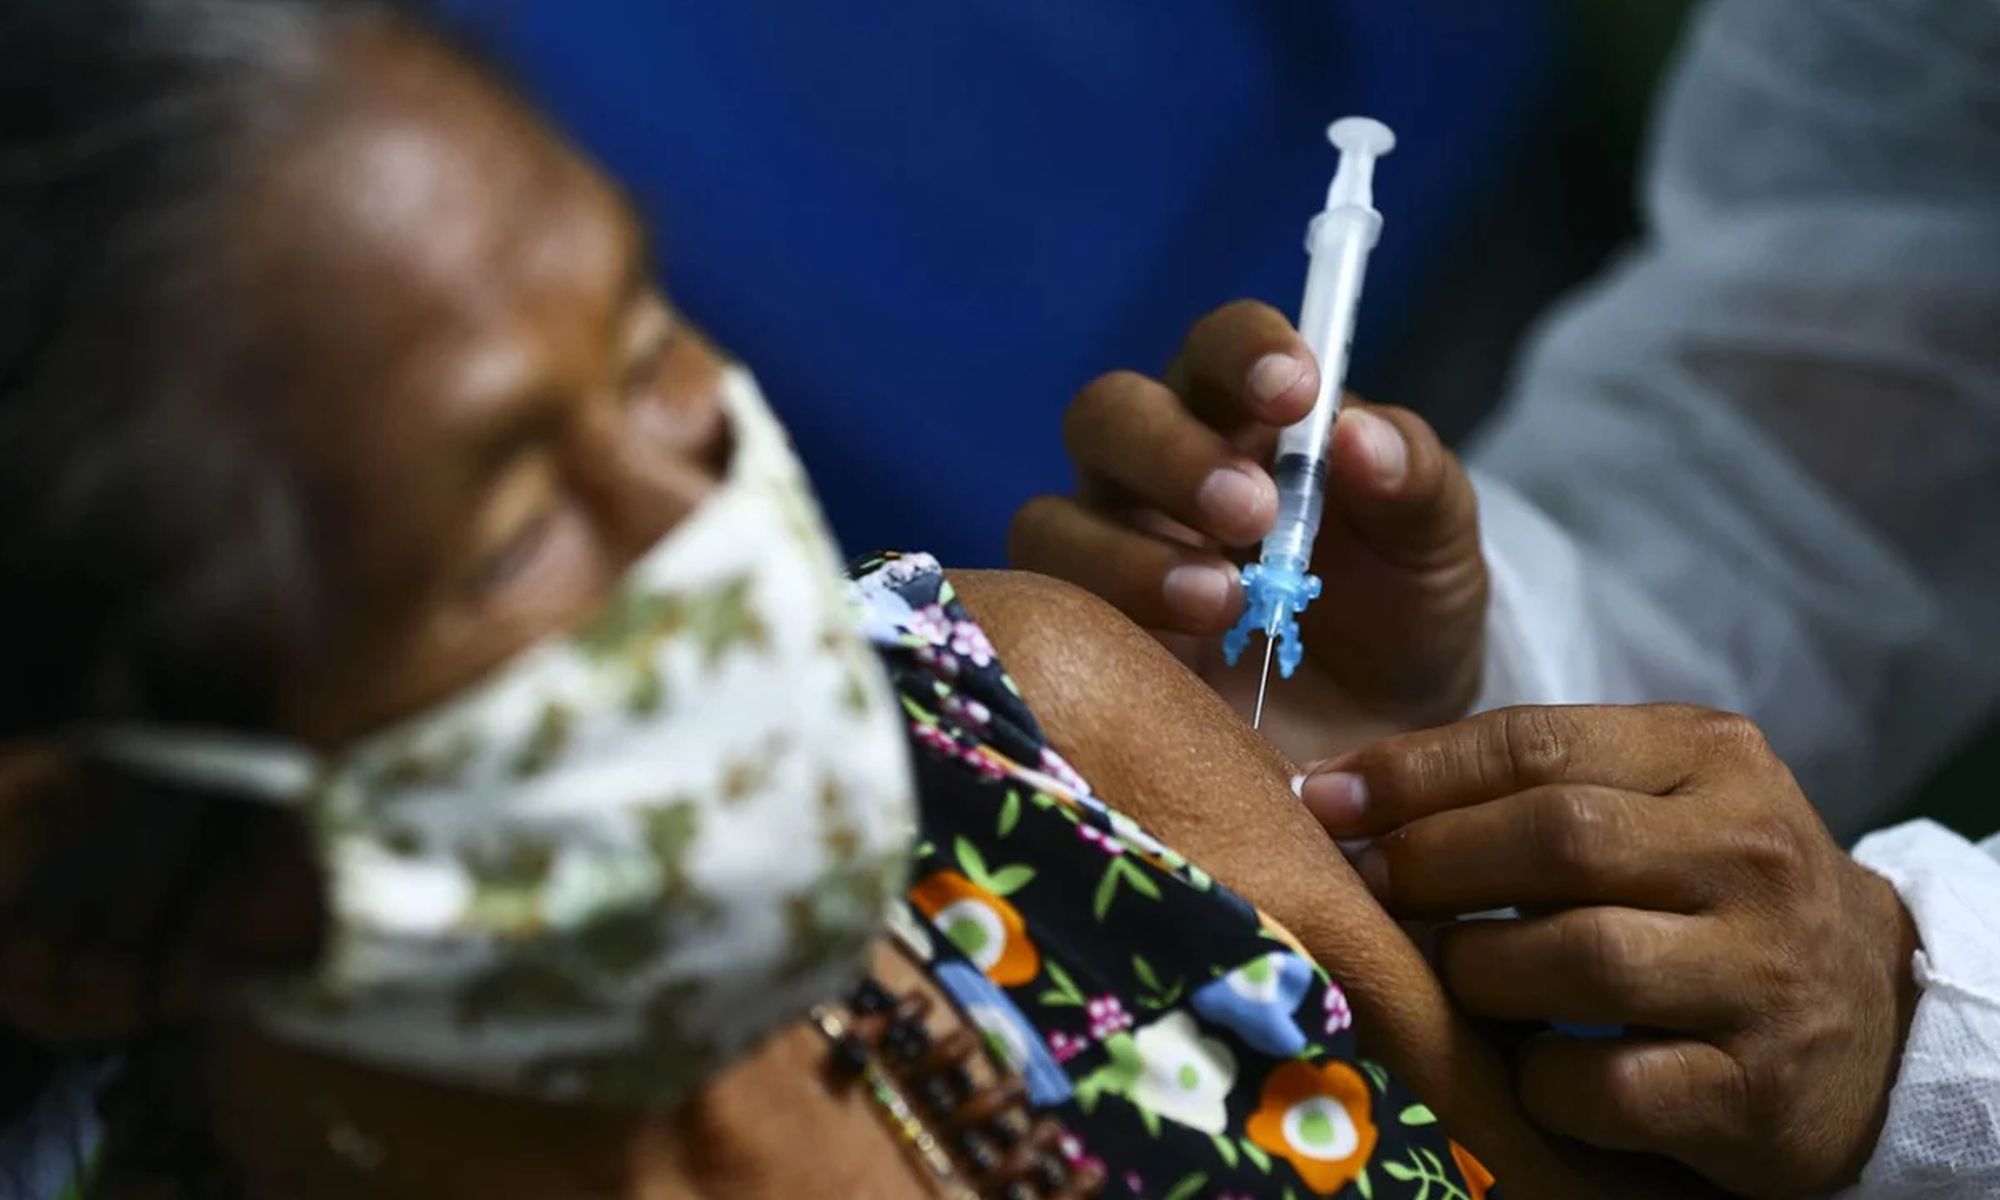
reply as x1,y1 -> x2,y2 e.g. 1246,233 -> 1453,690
853,552 -> 1500,1200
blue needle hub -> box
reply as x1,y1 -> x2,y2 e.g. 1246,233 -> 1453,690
1222,553 -> 1322,680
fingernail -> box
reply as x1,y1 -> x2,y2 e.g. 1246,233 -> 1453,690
1197,466 -> 1263,531
1348,409 -> 1408,489
1354,846 -> 1390,898
1248,353 -> 1310,412
1335,837 -> 1374,860
1300,770 -> 1368,832
1163,564 -> 1233,625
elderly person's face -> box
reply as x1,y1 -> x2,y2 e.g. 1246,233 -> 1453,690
229,25 -> 733,748
0,15 -> 747,1049
90,29 -> 958,1199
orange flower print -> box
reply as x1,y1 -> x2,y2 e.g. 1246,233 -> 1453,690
1246,1060 -> 1378,1196
908,870 -> 1040,985
1450,1141 -> 1497,1200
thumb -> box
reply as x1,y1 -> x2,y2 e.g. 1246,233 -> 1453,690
1302,403 -> 1488,727
1328,404 -> 1481,571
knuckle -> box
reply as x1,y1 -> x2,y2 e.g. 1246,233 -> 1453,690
1528,787 -> 1611,877
1563,909 -> 1650,999
1718,1053 -> 1757,1130
1601,1046 -> 1728,1137
1497,706 -> 1573,785
1753,940 -> 1813,1005
1730,811 -> 1807,889
1184,299 -> 1291,369
1062,371 -> 1152,452
1738,1051 -> 1794,1133
1400,739 -> 1461,802
1598,1049 -> 1665,1121
1206,297 -> 1282,333
1696,708 -> 1774,762
1183,304 -> 1238,354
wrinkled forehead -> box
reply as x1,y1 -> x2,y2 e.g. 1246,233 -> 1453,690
219,25 -> 641,454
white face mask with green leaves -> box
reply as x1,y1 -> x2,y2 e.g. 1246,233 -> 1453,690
95,368 -> 917,1104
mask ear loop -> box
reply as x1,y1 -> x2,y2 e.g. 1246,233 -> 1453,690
77,728 -> 322,805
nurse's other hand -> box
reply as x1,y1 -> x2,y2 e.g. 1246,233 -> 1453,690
1009,300 -> 1487,754
1303,704 -> 1921,1198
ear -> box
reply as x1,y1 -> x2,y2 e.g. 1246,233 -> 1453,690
0,748 -> 324,1047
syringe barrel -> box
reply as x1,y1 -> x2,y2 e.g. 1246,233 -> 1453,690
1261,205 -> 1379,567
1276,206 -> 1378,465
1260,452 -> 1327,568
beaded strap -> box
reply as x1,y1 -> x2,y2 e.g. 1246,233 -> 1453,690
810,1002 -> 979,1200
813,977 -> 1105,1200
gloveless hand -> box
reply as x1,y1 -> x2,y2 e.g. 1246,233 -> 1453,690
1009,301 -> 1488,761
1302,704 -> 1922,1198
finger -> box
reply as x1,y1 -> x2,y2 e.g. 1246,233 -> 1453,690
1300,704 -> 1721,837
1353,785 -> 1720,916
1437,908 -> 1749,1030
1518,1036 -> 1749,1173
1010,495 -> 1242,634
1065,371 -> 1276,546
1160,300 -> 1319,429
1327,404 -> 1481,572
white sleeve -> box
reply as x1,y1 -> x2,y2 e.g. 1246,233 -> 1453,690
1462,0 -> 2000,840
1469,471 -> 1755,714
1836,822 -> 2000,1198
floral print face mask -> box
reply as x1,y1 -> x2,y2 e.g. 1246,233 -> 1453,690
92,368 -> 917,1105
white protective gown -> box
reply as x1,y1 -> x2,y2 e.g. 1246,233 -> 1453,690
1466,0 -> 2000,1192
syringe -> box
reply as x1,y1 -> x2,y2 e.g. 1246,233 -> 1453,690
1223,116 -> 1396,728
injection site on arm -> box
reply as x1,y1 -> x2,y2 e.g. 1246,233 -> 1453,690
1222,116 -> 1395,728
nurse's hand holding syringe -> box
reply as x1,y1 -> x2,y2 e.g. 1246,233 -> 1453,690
1011,122 -> 1493,763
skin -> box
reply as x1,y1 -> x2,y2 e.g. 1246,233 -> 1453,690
1300,704 -> 1922,1197
215,25 -> 730,747
1016,210 -> 1926,1197
0,19 -> 1696,1200
205,941 -> 988,1200
1008,302 -> 1490,764
954,575 -> 1712,1200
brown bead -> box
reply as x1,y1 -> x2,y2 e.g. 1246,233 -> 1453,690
1055,1159 -> 1108,1200
894,989 -> 934,1023
951,1075 -> 1028,1128
917,1025 -> 982,1074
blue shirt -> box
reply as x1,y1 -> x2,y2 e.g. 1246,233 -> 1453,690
463,2 -> 1553,563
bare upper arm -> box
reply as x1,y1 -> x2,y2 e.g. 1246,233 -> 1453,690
949,570 -> 1363,939
950,569 -> 1679,1200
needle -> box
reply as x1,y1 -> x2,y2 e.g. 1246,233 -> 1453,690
1252,633 -> 1276,731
